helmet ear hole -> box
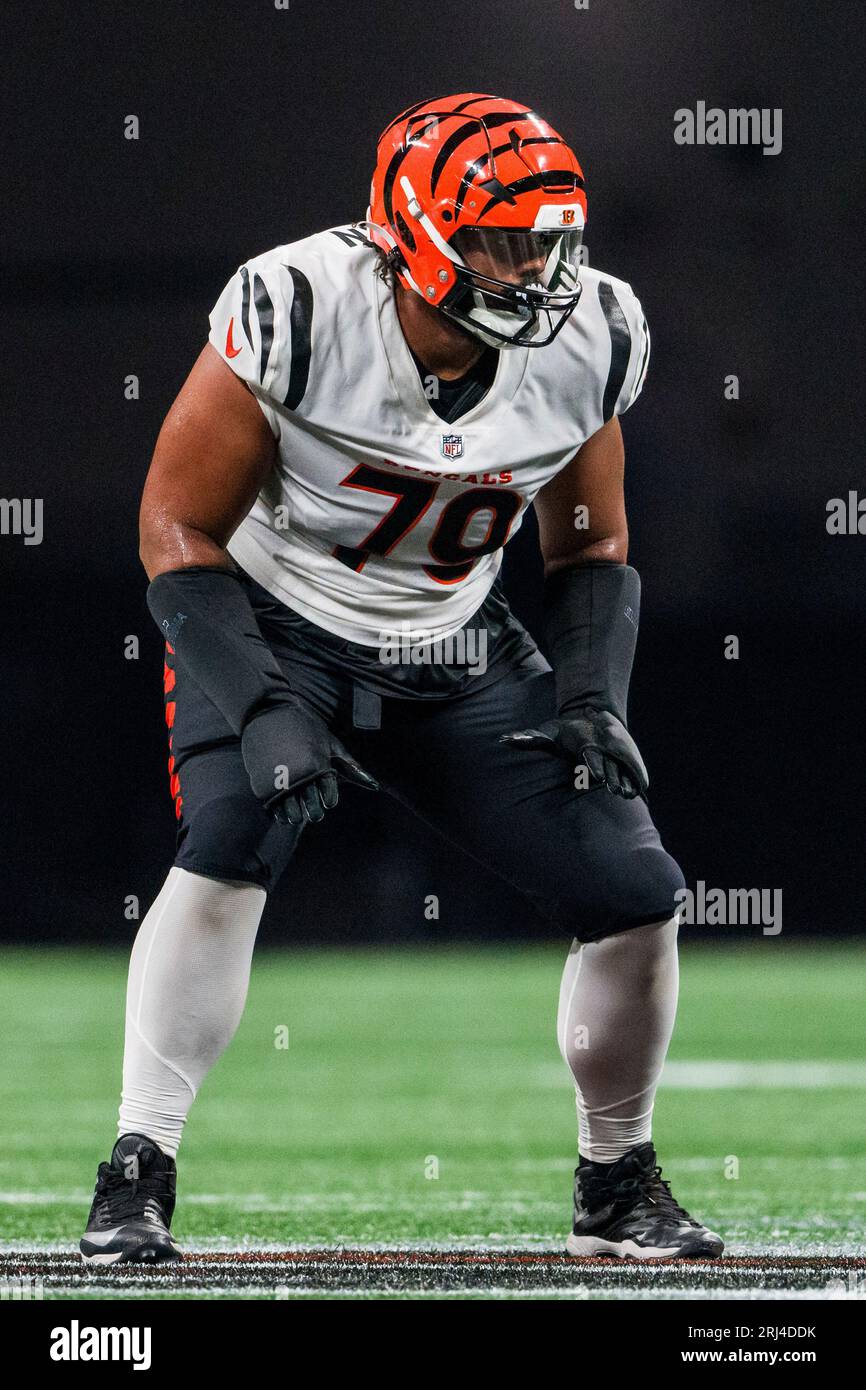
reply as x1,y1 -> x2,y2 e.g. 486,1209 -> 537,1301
394,210 -> 417,254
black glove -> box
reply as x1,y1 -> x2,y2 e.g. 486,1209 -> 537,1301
501,708 -> 647,798
242,700 -> 378,826
501,563 -> 648,800
147,565 -> 378,825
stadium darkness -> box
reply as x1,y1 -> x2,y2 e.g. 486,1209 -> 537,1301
2,0 -> 862,944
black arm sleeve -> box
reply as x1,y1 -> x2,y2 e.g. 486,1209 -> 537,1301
543,562 -> 641,726
146,565 -> 294,735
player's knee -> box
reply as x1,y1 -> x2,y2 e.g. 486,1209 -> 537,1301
170,866 -> 267,923
175,792 -> 295,893
569,844 -> 685,944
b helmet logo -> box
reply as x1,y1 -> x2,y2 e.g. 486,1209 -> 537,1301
441,434 -> 464,459
561,209 -> 576,225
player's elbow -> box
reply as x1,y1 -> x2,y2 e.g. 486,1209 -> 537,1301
139,535 -> 161,581
138,497 -> 167,579
138,508 -> 157,578
139,505 -> 233,581
138,503 -> 186,581
543,533 -> 629,578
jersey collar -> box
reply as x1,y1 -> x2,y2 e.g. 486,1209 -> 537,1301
373,270 -> 530,427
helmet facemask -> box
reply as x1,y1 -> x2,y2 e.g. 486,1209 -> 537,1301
438,225 -> 584,349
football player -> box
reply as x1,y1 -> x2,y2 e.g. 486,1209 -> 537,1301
81,94 -> 723,1263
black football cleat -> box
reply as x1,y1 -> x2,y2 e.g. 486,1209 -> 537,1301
80,1133 -> 182,1265
566,1141 -> 724,1260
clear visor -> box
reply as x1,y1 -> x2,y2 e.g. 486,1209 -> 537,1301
450,225 -> 583,299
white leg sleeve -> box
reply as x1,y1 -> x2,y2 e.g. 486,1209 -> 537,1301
556,916 -> 680,1164
118,867 -> 266,1158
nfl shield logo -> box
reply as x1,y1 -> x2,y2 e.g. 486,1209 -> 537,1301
441,433 -> 464,459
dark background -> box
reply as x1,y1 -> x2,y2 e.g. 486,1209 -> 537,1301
3,0 -> 863,942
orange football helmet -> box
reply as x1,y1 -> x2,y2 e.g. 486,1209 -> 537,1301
365,92 -> 587,349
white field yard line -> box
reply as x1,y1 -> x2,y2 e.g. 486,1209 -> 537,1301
37,1286 -> 866,1302
321,1286 -> 865,1302
539,1060 -> 866,1089
0,1236 -> 614,1251
0,1236 -> 578,1251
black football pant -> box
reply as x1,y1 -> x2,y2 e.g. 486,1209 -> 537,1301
163,583 -> 685,943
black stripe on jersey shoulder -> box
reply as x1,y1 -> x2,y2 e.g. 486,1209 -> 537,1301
282,265 -> 314,411
253,274 -> 275,383
635,315 -> 650,399
597,281 -> 632,421
328,226 -> 376,250
329,228 -> 362,246
239,266 -> 254,350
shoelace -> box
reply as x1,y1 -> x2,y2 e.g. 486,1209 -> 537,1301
640,1166 -> 696,1224
94,1169 -> 172,1225
584,1162 -> 696,1225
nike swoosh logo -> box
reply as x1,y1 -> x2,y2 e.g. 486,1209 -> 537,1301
82,1228 -> 123,1246
225,316 -> 242,358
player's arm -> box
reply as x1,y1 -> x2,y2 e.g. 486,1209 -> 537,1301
534,415 -> 628,574
140,343 -> 276,578
140,345 -> 377,827
501,417 -> 647,799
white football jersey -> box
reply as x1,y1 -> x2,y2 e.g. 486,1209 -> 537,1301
208,224 -> 649,646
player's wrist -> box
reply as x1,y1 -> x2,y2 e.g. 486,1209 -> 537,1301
543,562 -> 640,727
145,565 -> 295,736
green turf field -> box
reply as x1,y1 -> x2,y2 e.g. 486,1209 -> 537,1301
1,942 -> 864,1298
